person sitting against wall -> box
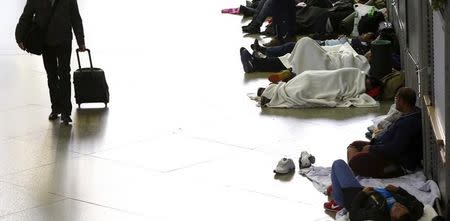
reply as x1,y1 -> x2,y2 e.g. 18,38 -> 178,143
347,87 -> 423,178
324,159 -> 424,221
241,0 -> 274,34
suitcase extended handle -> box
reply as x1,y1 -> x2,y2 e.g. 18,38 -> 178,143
76,48 -> 93,69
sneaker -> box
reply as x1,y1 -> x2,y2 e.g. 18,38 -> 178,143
273,158 -> 295,174
242,21 -> 261,34
240,47 -> 254,73
323,200 -> 343,212
268,70 -> 295,83
299,151 -> 315,169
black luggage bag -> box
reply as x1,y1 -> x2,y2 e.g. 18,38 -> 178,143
73,49 -> 109,108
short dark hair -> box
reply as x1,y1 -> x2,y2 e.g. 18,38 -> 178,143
397,87 -> 416,106
358,11 -> 385,35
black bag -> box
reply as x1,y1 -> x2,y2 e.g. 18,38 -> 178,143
73,49 -> 110,108
23,22 -> 45,55
23,0 -> 59,55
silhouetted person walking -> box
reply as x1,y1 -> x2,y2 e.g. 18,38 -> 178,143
15,0 -> 86,124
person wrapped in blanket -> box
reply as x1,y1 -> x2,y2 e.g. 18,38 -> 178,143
256,67 -> 382,108
347,87 -> 422,178
324,159 -> 424,221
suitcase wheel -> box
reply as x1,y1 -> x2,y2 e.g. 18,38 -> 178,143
105,103 -> 108,108
78,104 -> 81,108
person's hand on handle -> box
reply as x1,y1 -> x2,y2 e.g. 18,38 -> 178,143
18,42 -> 25,50
78,45 -> 87,52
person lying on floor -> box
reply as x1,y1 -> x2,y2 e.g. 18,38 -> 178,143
324,159 -> 424,221
347,87 -> 422,178
240,37 -> 370,77
256,67 -> 382,108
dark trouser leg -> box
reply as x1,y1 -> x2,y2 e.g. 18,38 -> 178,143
42,46 -> 61,113
43,42 -> 72,116
253,0 -> 273,25
272,0 -> 296,39
331,159 -> 363,208
252,56 -> 286,72
265,42 -> 296,57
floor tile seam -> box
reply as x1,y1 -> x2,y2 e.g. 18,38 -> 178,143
0,198 -> 67,218
227,185 -> 316,207
0,104 -> 48,113
0,180 -> 66,199
79,136 -> 160,156
53,196 -> 150,219
188,136 -> 257,151
85,154 -> 164,174
0,162 -> 54,180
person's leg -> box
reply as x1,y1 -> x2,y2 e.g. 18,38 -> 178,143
254,0 -> 273,25
331,159 -> 363,207
55,42 -> 73,120
347,140 -> 370,161
348,152 -> 400,178
265,41 -> 296,57
42,46 -> 61,116
271,0 -> 296,40
252,56 -> 286,72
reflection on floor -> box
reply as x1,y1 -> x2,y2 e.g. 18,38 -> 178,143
0,0 -> 390,220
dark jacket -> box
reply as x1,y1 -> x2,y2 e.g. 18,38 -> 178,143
15,0 -> 85,47
349,187 -> 424,221
369,107 -> 423,171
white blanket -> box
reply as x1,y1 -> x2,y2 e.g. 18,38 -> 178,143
299,166 -> 441,206
261,68 -> 378,108
278,37 -> 370,75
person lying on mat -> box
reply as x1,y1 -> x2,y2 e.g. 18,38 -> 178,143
347,87 -> 422,178
324,159 -> 424,221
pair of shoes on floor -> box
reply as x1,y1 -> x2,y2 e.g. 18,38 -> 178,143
49,112 -> 72,124
268,69 -> 295,83
274,158 -> 295,174
299,151 -> 315,169
240,47 -> 254,73
323,199 -> 343,212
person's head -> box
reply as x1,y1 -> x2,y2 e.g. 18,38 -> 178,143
390,202 -> 411,221
395,87 -> 417,112
358,11 -> 386,35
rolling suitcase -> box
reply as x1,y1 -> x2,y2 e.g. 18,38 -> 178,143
73,49 -> 109,108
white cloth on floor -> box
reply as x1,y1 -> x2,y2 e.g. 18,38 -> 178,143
278,37 -> 370,75
299,165 -> 441,206
261,68 -> 378,108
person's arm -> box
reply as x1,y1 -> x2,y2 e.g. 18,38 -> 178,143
369,120 -> 412,159
395,187 -> 424,220
15,0 -> 35,48
70,0 -> 85,50
349,188 -> 372,221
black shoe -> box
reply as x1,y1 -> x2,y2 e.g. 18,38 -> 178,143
48,112 -> 60,120
239,5 -> 255,17
242,21 -> 261,34
240,47 -> 254,73
261,23 -> 275,36
257,87 -> 266,97
61,115 -> 72,124
260,96 -> 271,107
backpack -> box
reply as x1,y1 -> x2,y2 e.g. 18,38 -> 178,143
381,71 -> 405,100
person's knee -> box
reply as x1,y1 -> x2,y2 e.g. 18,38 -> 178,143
332,159 -> 347,171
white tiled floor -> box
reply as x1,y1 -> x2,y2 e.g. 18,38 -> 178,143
0,0 -> 390,220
